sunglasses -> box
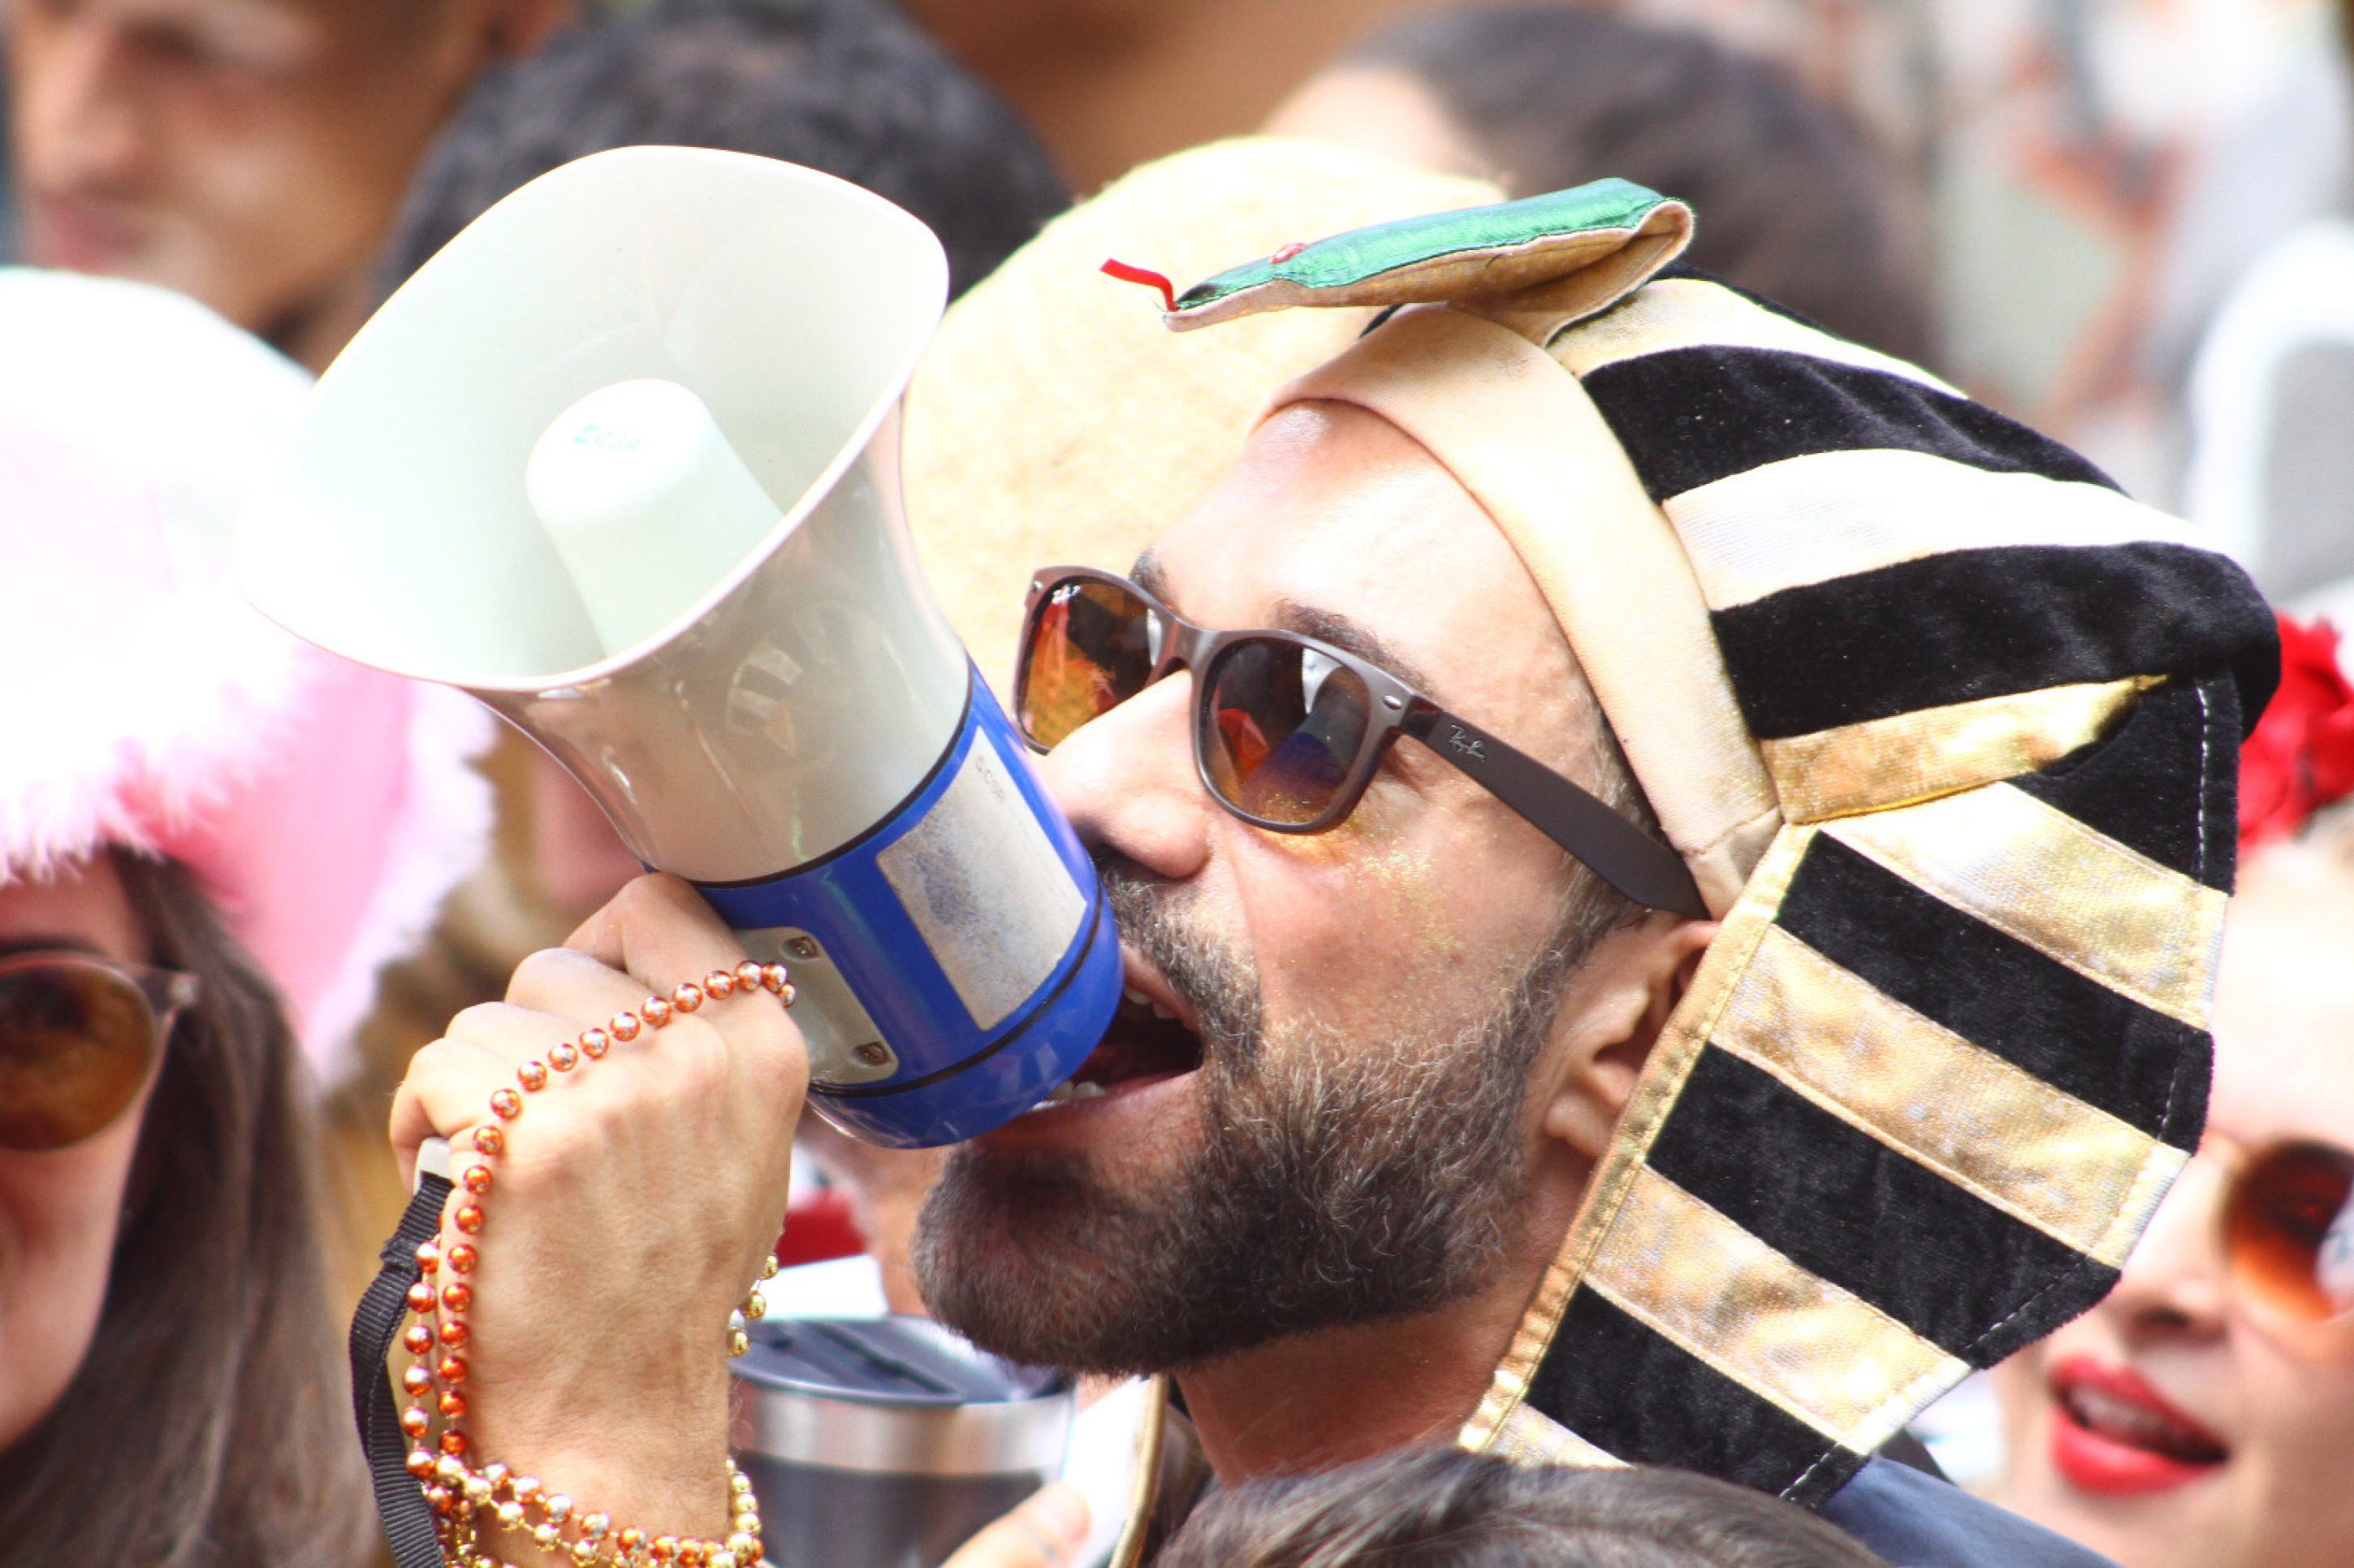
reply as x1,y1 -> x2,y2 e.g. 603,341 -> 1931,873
0,953 -> 199,1153
2204,1134 -> 2354,1327
1013,567 -> 1706,918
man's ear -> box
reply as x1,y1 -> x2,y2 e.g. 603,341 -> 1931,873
1539,917 -> 1716,1159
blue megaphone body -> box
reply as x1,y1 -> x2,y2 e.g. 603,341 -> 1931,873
236,147 -> 1120,1147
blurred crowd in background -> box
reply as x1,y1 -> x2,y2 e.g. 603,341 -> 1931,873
4,2 -> 2352,1566
10,0 -> 2350,571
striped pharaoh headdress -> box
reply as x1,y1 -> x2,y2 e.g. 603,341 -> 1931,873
1155,179 -> 2279,1502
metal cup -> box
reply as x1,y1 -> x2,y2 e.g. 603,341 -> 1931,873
732,1315 -> 1074,1567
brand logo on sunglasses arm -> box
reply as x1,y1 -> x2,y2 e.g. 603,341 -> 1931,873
1446,725 -> 1486,761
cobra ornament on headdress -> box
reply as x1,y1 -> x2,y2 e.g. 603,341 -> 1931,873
1138,179 -> 2278,1505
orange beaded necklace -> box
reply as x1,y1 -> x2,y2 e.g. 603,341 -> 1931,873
398,960 -> 795,1568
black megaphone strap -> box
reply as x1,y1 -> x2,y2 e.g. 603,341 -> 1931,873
350,1140 -> 456,1568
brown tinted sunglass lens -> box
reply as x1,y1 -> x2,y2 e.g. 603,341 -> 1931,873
0,964 -> 158,1151
2224,1141 -> 2354,1322
1202,638 -> 1371,827
1020,579 -> 1158,749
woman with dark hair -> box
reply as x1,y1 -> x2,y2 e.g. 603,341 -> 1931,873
0,267 -> 493,1563
0,852 -> 374,1562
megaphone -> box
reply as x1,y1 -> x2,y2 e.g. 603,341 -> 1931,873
237,147 -> 1121,1148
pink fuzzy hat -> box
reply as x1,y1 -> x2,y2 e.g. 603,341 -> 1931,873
0,269 -> 495,1080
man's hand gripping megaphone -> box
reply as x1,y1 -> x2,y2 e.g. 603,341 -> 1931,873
391,874 -> 1091,1567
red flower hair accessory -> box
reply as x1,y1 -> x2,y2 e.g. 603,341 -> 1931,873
2240,614 -> 2354,853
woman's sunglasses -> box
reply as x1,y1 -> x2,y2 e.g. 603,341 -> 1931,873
0,952 -> 198,1153
1013,567 -> 1707,918
2209,1134 -> 2354,1327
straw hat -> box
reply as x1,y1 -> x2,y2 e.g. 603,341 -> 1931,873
902,137 -> 1499,689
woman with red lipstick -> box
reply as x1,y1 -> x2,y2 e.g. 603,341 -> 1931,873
1992,615 -> 2354,1568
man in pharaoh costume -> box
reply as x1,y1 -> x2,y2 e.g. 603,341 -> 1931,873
394,142 -> 2277,1566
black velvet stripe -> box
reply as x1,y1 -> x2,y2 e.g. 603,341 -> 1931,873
2011,678 -> 2213,887
2155,1019 -> 2214,1162
1645,1048 -> 2102,1359
1527,1287 -> 1859,1505
1777,836 -> 2197,1136
1579,344 -> 2119,501
2198,673 -> 2245,890
2011,675 -> 2246,891
1711,542 -> 2278,740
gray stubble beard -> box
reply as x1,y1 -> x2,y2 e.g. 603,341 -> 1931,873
912,858 -> 1599,1376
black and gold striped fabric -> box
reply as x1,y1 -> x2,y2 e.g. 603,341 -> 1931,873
1160,174 -> 2276,1512
1462,265 -> 2274,1503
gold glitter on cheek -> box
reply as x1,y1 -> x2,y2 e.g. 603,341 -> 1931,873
1243,779 -> 1484,961
1249,786 -> 1399,866
1362,841 -> 1450,940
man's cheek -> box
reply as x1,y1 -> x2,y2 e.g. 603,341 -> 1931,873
1350,841 -> 1467,961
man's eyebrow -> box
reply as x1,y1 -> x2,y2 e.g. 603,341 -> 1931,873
1268,598 -> 1439,695
1125,554 -> 1440,694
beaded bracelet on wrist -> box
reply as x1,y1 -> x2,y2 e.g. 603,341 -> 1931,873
399,960 -> 795,1568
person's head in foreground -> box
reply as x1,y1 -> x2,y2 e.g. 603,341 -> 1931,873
0,269 -> 488,1563
1264,2 -> 1932,364
379,0 -> 1067,307
892,142 -> 2276,1562
5,0 -> 568,368
1157,1447 -> 1890,1568
1992,615 -> 2354,1568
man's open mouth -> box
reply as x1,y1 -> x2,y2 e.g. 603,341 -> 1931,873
1033,978 -> 1207,1108
2051,1358 -> 2228,1468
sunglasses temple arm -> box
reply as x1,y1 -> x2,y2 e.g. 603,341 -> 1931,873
1402,708 -> 1710,919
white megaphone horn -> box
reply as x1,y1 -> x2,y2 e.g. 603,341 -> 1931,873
237,147 -> 1121,1147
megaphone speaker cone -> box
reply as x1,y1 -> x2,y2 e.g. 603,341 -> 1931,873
236,147 -> 1120,1147
525,378 -> 787,658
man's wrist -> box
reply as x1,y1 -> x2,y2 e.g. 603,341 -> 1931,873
460,1442 -> 740,1567
470,1478 -> 735,1566
461,1375 -> 737,1563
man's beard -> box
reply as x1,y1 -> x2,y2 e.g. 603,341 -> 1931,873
912,853 -> 1598,1376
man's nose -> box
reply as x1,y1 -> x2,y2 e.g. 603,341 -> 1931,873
2107,1155 -> 2231,1341
18,22 -> 149,192
1039,668 -> 1212,885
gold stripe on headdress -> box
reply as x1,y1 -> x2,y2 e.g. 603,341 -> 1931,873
1547,276 -> 1960,394
1717,926 -> 2183,1266
1827,784 -> 2226,1027
1758,676 -> 2158,823
1461,829 -> 1816,1453
1583,1166 -> 1967,1452
1486,1405 -> 1628,1470
1469,1219 -> 1585,1447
